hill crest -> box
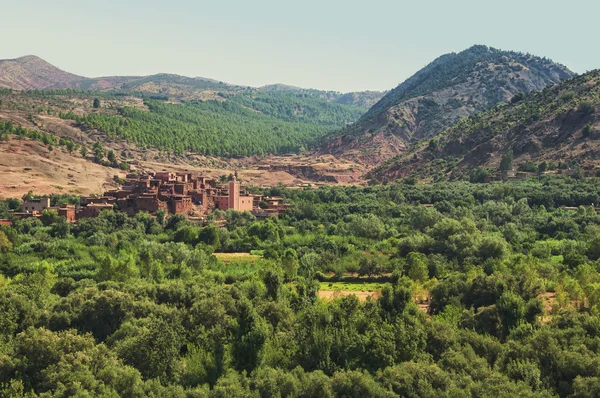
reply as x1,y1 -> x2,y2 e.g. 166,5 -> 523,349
0,55 -> 84,90
321,45 -> 575,165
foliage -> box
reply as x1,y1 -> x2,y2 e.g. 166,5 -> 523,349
59,92 -> 364,157
3,178 -> 600,395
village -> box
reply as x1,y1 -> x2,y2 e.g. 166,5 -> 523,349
8,171 -> 290,223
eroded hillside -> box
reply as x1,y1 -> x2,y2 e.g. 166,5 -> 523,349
322,45 -> 574,166
369,70 -> 600,182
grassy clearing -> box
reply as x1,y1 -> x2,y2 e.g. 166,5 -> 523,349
213,252 -> 262,264
319,281 -> 389,292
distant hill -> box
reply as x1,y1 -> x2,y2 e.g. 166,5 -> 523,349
368,70 -> 600,182
257,84 -> 385,109
332,91 -> 388,109
0,55 -> 384,107
0,55 -> 84,90
71,73 -> 241,100
321,45 -> 574,165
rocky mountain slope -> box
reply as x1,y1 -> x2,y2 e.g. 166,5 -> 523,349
322,45 -> 574,165
368,70 -> 600,182
0,55 -> 84,90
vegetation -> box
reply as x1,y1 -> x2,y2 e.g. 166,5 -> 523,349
3,177 -> 600,395
56,93 -> 365,157
370,68 -> 600,181
321,45 -> 573,166
0,120 -> 76,153
0,85 -> 365,158
363,45 -> 571,122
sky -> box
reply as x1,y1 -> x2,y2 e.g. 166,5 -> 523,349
2,0 -> 598,92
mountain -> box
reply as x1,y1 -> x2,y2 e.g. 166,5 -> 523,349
257,84 -> 386,109
72,73 -> 241,101
321,45 -> 575,165
368,69 -> 600,182
0,55 -> 385,107
332,90 -> 388,109
0,55 -> 84,90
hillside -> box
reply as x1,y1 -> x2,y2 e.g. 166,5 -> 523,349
0,55 -> 384,108
322,45 -> 574,165
0,89 -> 366,195
258,84 -> 385,109
0,55 -> 84,90
368,69 -> 600,182
332,90 -> 387,109
57,92 -> 365,157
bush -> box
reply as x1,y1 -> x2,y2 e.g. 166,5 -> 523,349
518,162 -> 538,173
582,124 -> 594,138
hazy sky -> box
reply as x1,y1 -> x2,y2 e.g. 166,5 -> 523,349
2,0 -> 598,92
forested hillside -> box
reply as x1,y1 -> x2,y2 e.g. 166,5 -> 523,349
370,69 -> 600,182
0,86 -> 366,157
322,45 -> 574,165
58,91 -> 365,156
4,178 -> 600,396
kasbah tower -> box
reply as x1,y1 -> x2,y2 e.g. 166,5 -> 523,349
228,176 -> 240,210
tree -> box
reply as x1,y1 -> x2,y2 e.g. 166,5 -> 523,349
41,209 -> 62,226
428,139 -> 438,151
511,92 -> 525,104
262,266 -> 283,300
93,141 -> 104,163
174,225 -> 200,245
107,150 -> 117,165
232,299 -> 269,373
281,248 -> 299,278
93,98 -> 101,108
496,291 -> 525,337
0,230 -> 12,253
80,146 -> 88,158
469,167 -> 490,183
156,209 -> 166,226
405,252 -> 428,282
578,101 -> 595,115
500,150 -> 514,171
198,224 -> 220,247
358,256 -> 382,277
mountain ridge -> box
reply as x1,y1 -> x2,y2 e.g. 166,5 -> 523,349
0,55 -> 385,108
0,55 -> 84,90
320,45 -> 575,165
367,69 -> 600,182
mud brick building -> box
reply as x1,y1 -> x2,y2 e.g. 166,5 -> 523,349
11,170 -> 289,223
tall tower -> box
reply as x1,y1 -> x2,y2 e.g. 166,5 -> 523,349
228,176 -> 240,210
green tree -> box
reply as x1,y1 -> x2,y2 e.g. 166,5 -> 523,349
578,101 -> 595,115
405,252 -> 429,282
107,150 -> 117,165
496,291 -> 525,337
93,98 -> 101,108
0,230 -> 12,253
500,150 -> 514,171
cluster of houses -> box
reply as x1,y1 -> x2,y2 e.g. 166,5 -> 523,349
9,171 -> 290,224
